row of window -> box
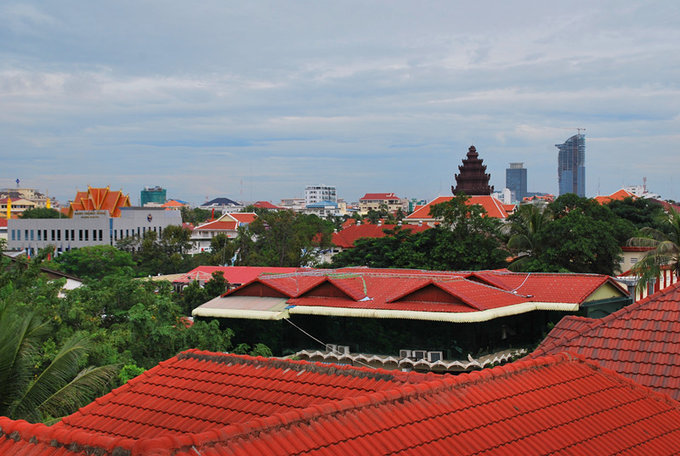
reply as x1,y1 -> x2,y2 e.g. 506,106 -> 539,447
11,228 -> 104,242
10,225 -> 165,243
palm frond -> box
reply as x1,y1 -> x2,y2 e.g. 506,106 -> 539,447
11,334 -> 90,421
39,364 -> 119,420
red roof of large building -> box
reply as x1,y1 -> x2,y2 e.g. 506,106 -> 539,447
68,186 -> 131,217
4,352 -> 680,455
594,188 -> 636,205
194,268 -> 628,322
530,281 -> 680,401
252,201 -> 282,210
359,192 -> 399,201
331,223 -> 430,249
405,195 -> 512,221
175,266 -> 303,285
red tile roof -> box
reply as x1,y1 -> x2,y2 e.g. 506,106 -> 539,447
359,192 -> 399,201
4,352 -> 680,455
56,349 -> 430,439
594,188 -> 636,205
197,269 -> 627,321
175,266 -> 303,285
227,212 -> 257,224
405,195 -> 512,221
252,201 -> 282,209
530,281 -> 680,401
331,223 -> 430,248
193,220 -> 238,231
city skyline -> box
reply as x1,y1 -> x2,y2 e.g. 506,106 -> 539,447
2,2 -> 679,205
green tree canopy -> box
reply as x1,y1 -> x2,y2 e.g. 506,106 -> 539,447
19,207 -> 63,219
50,245 -> 136,280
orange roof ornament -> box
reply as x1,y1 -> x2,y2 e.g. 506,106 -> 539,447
67,187 -> 131,217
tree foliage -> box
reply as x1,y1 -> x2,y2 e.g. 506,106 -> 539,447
237,211 -> 334,267
50,245 -> 136,280
333,194 -> 507,270
628,208 -> 680,288
19,207 -> 63,219
506,195 -> 633,275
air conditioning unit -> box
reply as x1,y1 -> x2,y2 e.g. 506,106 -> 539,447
336,345 -> 350,355
427,351 -> 443,362
399,349 -> 412,359
325,344 -> 337,353
412,350 -> 427,360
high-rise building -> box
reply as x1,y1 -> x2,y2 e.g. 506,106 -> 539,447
506,163 -> 527,202
141,186 -> 167,206
556,134 -> 585,197
304,185 -> 337,206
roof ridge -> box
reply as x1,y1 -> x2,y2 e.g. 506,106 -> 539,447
178,349 -> 414,382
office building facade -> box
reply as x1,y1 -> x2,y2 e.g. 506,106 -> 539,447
304,185 -> 337,206
506,163 -> 528,202
556,134 -> 586,197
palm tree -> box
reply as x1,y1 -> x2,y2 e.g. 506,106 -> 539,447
0,303 -> 118,423
627,207 -> 680,289
506,204 -> 552,271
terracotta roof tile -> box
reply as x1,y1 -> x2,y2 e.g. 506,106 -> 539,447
405,195 -> 512,221
5,353 -> 680,455
331,223 -> 430,248
529,282 -> 680,400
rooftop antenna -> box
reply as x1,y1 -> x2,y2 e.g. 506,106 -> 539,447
643,176 -> 647,193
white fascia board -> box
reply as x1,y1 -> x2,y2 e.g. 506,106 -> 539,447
191,308 -> 289,320
287,302 -> 579,323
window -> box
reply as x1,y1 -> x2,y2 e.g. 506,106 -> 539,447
25,230 -> 29,240
57,230 -> 61,241
71,229 -> 75,241
79,229 -> 83,241
631,257 -> 638,264
30,230 -> 34,241
37,230 -> 42,241
98,229 -> 103,241
11,230 -> 16,241
84,230 -> 89,241
50,230 -> 55,241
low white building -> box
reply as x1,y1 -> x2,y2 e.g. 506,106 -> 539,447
7,207 -> 182,256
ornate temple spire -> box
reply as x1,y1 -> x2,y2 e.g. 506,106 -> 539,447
452,145 -> 494,195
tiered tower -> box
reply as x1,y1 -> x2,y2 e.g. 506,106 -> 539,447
452,145 -> 494,195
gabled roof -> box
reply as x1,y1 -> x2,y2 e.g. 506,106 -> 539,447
215,212 -> 257,224
161,200 -> 186,208
529,281 -> 680,401
594,188 -> 636,205
5,352 -> 680,455
55,349 -> 430,439
252,201 -> 281,209
405,195 -> 511,221
331,223 -> 430,249
68,186 -> 131,217
194,268 -> 626,322
193,220 -> 238,231
359,192 -> 399,201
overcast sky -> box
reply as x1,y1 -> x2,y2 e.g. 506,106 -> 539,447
1,1 -> 679,205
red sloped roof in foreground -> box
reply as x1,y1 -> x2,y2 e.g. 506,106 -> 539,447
530,281 -> 680,401
4,353 -> 680,455
52,350 -> 431,440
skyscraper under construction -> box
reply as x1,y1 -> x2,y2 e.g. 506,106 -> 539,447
556,133 -> 585,197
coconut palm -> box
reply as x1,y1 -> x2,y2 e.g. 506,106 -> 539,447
0,303 -> 118,423
627,207 -> 680,289
506,204 -> 552,271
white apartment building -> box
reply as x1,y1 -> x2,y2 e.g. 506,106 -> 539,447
304,185 -> 337,206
